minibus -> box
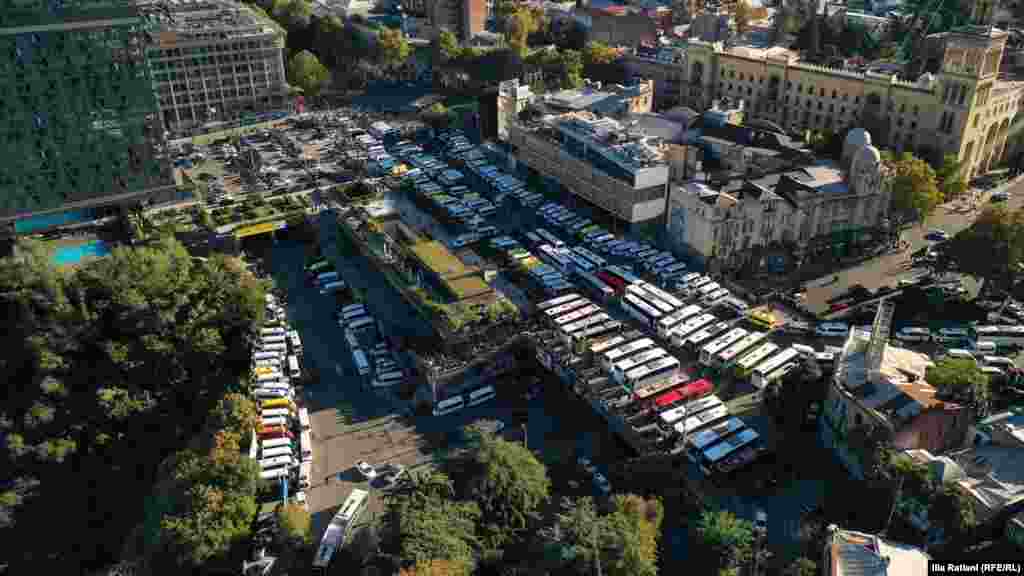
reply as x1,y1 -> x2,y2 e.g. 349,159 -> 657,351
261,446 -> 294,460
943,349 -> 977,364
352,348 -> 370,376
288,355 -> 302,378
261,416 -> 288,428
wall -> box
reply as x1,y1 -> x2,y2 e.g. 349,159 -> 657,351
588,12 -> 658,47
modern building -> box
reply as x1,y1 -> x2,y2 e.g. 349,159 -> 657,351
821,304 -> 972,480
622,45 -> 686,109
822,526 -> 930,576
538,78 -> 655,116
145,0 -> 289,131
665,139 -> 887,269
0,0 -> 176,230
508,109 -> 670,226
681,19 -> 1024,178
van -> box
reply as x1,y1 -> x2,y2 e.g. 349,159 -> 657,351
943,348 -> 977,364
792,343 -> 817,358
287,355 -> 301,378
973,340 -> 997,355
982,355 -> 1015,369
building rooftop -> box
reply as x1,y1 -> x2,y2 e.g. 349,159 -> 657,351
541,79 -> 651,115
828,528 -> 930,576
144,0 -> 280,41
408,240 -> 492,301
906,444 -> 1024,522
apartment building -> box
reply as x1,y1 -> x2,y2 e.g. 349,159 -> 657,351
401,0 -> 488,41
665,139 -> 887,269
146,0 -> 289,130
0,0 -> 175,227
508,110 -> 669,225
681,21 -> 1024,178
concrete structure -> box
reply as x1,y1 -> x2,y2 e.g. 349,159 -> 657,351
681,23 -> 1024,178
665,141 -> 886,268
587,6 -> 658,47
146,0 -> 289,131
538,78 -> 655,116
497,79 -> 535,141
822,526 -> 930,576
508,110 -> 670,225
1,0 -> 180,230
623,45 -> 686,109
820,323 -> 972,480
401,0 -> 488,41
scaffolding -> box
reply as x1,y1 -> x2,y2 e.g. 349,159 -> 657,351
0,0 -> 173,220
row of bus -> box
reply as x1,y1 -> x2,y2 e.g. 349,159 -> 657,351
338,303 -> 405,389
432,384 -> 498,417
256,396 -> 313,486
311,488 -> 370,576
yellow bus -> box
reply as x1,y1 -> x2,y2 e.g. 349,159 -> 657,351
261,398 -> 295,410
747,308 -> 777,330
253,366 -> 277,376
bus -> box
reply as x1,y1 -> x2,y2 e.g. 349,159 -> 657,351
371,370 -> 403,388
715,331 -> 769,368
578,271 -> 615,302
562,314 -> 612,342
352,348 -> 370,376
751,347 -> 801,389
321,281 -> 345,295
288,330 -> 303,354
261,327 -> 287,338
466,385 -> 496,407
347,317 -> 375,334
539,246 -> 574,275
261,342 -> 288,353
674,404 -> 730,438
624,356 -> 680,390
698,428 -> 761,474
288,355 -> 302,378
684,417 -> 747,452
315,271 -> 339,286
535,228 -> 565,249
759,362 -> 800,389
669,314 -> 717,349
968,325 -> 1024,349
253,351 -> 282,362
570,320 -> 622,346
657,392 -> 721,433
261,335 -> 287,345
611,347 -> 669,383
553,305 -> 601,328
656,304 -> 703,339
524,231 -> 542,246
543,297 -> 590,320
343,308 -> 369,323
573,246 -> 606,268
312,489 -> 371,576
262,448 -> 295,462
621,293 -> 663,329
262,438 -> 293,451
262,398 -> 294,410
260,467 -> 289,481
306,257 -> 330,272
341,303 -> 366,316
589,334 -> 628,359
259,455 -> 296,470
735,342 -> 780,377
683,321 -> 732,353
632,282 -> 685,310
262,407 -> 294,419
433,395 -> 465,416
596,270 -> 627,294
567,253 -> 596,275
298,407 -> 310,431
606,265 -> 641,284
300,429 -> 313,462
602,338 -> 655,370
698,328 -> 749,367
650,378 -> 712,410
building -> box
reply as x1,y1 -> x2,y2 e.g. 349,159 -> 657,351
681,20 -> 1024,178
497,79 -> 535,141
587,5 -> 658,47
538,78 -> 655,116
821,304 -> 971,480
822,526 -> 930,576
0,0 -> 176,229
623,45 -> 686,109
401,0 -> 488,42
508,109 -> 670,227
146,0 -> 289,131
665,139 -> 886,269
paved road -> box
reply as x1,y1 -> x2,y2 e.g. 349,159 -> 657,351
802,176 -> 1024,315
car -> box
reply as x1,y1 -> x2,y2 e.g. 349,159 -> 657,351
356,461 -> 377,479
894,326 -> 931,342
992,191 -> 1010,202
592,472 -> 612,495
925,229 -> 949,242
815,322 -> 850,338
754,509 -> 767,534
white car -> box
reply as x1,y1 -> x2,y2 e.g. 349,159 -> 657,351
895,327 -> 931,342
356,461 -> 377,479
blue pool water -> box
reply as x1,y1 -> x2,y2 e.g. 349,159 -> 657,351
52,240 -> 111,266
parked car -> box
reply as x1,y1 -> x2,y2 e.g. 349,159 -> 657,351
815,322 -> 850,338
925,229 -> 949,242
894,326 -> 931,342
356,461 -> 377,479
992,191 -> 1010,202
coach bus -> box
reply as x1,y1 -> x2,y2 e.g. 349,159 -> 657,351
589,334 -> 628,361
543,297 -> 590,321
570,320 -> 622,347
674,403 -> 730,439
602,338 -> 655,370
535,228 -> 565,249
669,314 -> 717,349
573,246 -> 606,268
621,293 -> 663,329
624,356 -> 680,391
432,395 -> 465,416
561,313 -> 611,342
536,293 -> 582,312
684,417 -> 747,455
697,428 -> 761,475
648,378 -> 712,410
312,489 -> 370,576
682,321 -> 732,353
596,270 -> 627,294
553,305 -> 601,328
578,271 -> 616,302
606,265 -> 641,284
750,347 -> 801,389
698,328 -> 749,367
633,282 -> 685,310
735,342 -> 780,377
657,262 -> 689,283
968,325 -> 1024,349
656,304 -> 703,339
611,347 -> 670,383
714,331 -> 769,369
657,392 -> 722,434
466,385 -> 496,407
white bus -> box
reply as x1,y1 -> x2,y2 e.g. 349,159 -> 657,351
259,455 -> 296,469
698,328 -> 749,367
254,389 -> 292,401
553,305 -> 601,327
561,311 -> 610,335
261,415 -> 288,428
611,347 -> 669,383
657,404 -> 689,432
685,417 -> 746,451
261,446 -> 294,459
751,347 -> 801,389
735,342 -> 780,376
252,350 -> 282,361
657,263 -> 689,282
968,325 -> 1024,349
300,429 -> 313,462
347,317 -> 375,334
261,328 -> 287,338
621,293 -> 663,329
321,281 -> 345,295
634,282 -> 686,310
624,356 -> 680,391
570,320 -> 621,345
260,467 -> 289,481
699,428 -> 760,473
579,271 -> 615,302
674,404 -> 731,438
260,342 -> 289,353
535,228 -> 565,249
298,407 -> 310,431
715,331 -> 769,368
669,314 -> 717,349
657,393 -> 722,434
312,489 -> 370,576
371,370 -> 403,388
263,438 -> 293,451
590,335 -> 627,358
352,348 -> 370,376
656,304 -> 703,339
288,330 -> 302,354
433,395 -> 465,416
343,308 -> 369,323
602,338 -> 656,370
543,298 -> 590,320
254,358 -> 282,368
261,335 -> 287,345
539,246 -> 574,275
683,321 -> 732,353
536,293 -> 582,312
262,408 -> 294,419
287,355 -> 301,378
466,385 -> 496,407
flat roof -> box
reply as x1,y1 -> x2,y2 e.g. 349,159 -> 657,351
408,240 -> 491,301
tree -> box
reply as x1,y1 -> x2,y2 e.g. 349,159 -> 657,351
695,509 -> 755,570
787,556 -> 819,576
942,205 -> 1024,291
421,102 -> 450,131
463,435 -> 551,545
398,559 -> 472,576
601,495 -> 663,576
925,357 -> 990,409
734,0 -> 752,35
438,30 -> 461,61
281,0 -> 311,29
557,49 -> 583,89
287,50 -> 330,97
381,471 -> 480,568
378,28 -> 411,71
276,502 -> 312,547
506,6 -> 539,57
936,154 -> 968,201
883,151 -> 943,223
929,481 -> 977,541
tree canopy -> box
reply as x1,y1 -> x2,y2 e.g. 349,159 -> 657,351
378,28 -> 412,69
926,356 -> 989,409
287,49 -> 330,97
695,509 -> 755,570
883,151 -> 943,222
943,205 -> 1024,291
0,237 -> 264,572
506,6 -> 540,57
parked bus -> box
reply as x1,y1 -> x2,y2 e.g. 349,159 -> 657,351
298,407 -> 310,431
535,228 -> 565,249
589,335 -> 628,360
596,270 -> 627,294
321,281 -> 345,295
261,335 -> 287,346
312,489 -> 370,576
573,246 -> 606,268
433,395 -> 466,416
682,321 -> 732,353
307,259 -> 331,273
669,314 -> 717,349
371,370 -> 403,388
698,428 -> 760,475
759,361 -> 800,390
300,429 -> 313,462
674,404 -> 730,438
735,342 -> 780,377
343,308 -> 369,323
624,356 -> 680,391
252,351 -> 282,362
968,325 -> 1024,349
621,293 -> 663,329
315,271 -> 339,286
287,355 -> 302,378
715,331 -> 769,368
352,348 -> 370,376
569,320 -> 622,346
602,338 -> 655,370
657,392 -> 722,433
611,347 -> 670,383
524,231 -> 542,246
750,347 -> 801,389
578,271 -> 615,302
543,297 -> 590,320
649,378 -> 711,409
605,265 -> 641,284
656,305 -> 703,339
347,317 -> 375,334
288,330 -> 303,354
261,398 -> 294,410
261,327 -> 287,338
567,253 -> 596,274
553,305 -> 601,328
466,385 -> 496,407
262,407 -> 294,419
262,438 -> 293,451
685,417 -> 747,452
698,328 -> 749,367
261,446 -> 294,460
632,282 -> 685,310
561,314 -> 612,342
260,467 -> 289,481
261,342 -> 288,353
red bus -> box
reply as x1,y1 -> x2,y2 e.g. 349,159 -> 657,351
259,426 -> 294,440
596,270 -> 626,294
650,378 -> 712,409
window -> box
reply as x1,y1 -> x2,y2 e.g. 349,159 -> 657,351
819,88 -> 825,97
831,90 -> 837,99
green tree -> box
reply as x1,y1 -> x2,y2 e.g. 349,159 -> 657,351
883,151 -> 943,222
382,471 -> 480,567
276,502 -> 312,547
936,154 -> 968,201
734,0 -> 752,35
287,50 -> 330,97
378,27 -> 412,71
695,509 -> 755,570
507,6 -> 539,57
925,357 -> 989,408
582,41 -> 618,66
556,49 -> 584,89
942,205 -> 1024,292
281,0 -> 311,29
398,559 -> 472,576
787,556 -> 819,576
930,481 -> 976,541
602,494 -> 663,576
463,435 -> 551,545
438,30 -> 461,61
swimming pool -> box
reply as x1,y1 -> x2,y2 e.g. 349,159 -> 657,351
52,240 -> 111,266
